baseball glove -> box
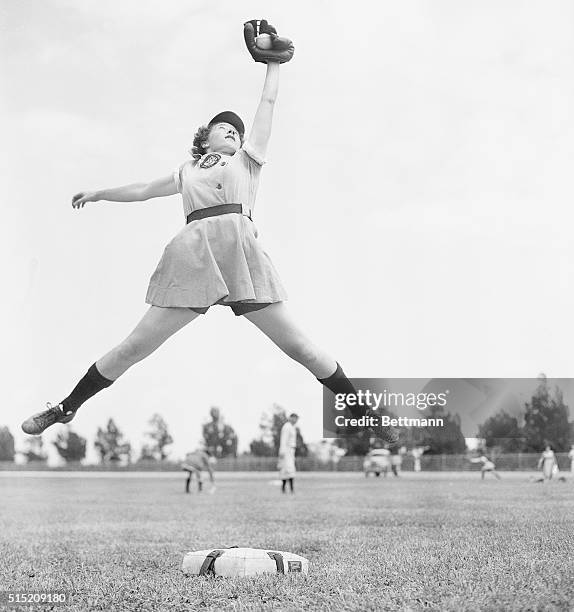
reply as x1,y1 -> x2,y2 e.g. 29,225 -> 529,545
243,19 -> 295,64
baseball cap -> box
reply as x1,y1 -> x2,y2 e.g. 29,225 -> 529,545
208,111 -> 245,137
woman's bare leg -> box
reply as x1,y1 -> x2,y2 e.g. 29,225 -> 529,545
244,302 -> 399,445
97,306 -> 200,380
243,302 -> 336,378
22,306 -> 200,434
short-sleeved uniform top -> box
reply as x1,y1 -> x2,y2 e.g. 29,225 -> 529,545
145,144 -> 287,308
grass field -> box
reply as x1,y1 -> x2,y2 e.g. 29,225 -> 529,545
1,471 -> 573,612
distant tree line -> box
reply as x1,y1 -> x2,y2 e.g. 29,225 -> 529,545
476,376 -> 573,453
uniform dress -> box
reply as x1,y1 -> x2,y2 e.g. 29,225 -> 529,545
278,421 -> 297,479
146,143 -> 287,312
539,449 -> 556,479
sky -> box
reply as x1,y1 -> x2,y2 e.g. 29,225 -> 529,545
1,1 -> 573,464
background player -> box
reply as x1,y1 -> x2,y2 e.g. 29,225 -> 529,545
278,413 -> 299,494
411,446 -> 430,472
182,447 -> 215,494
390,446 -> 407,477
470,455 -> 501,480
363,446 -> 390,477
538,445 -> 557,481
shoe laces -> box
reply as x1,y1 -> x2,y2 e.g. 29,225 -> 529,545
46,401 -> 63,414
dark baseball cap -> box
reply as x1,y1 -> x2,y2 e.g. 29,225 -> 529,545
208,111 -> 245,137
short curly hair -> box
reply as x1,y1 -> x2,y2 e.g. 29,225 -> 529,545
190,124 -> 245,160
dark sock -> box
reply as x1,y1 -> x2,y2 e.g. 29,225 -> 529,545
198,481 -> 203,492
318,362 -> 364,419
60,363 -> 114,415
319,362 -> 399,445
185,475 -> 191,493
289,478 -> 294,493
281,479 -> 286,493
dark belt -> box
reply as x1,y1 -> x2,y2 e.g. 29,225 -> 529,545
186,203 -> 252,225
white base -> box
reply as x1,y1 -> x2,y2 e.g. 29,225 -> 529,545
182,547 -> 309,577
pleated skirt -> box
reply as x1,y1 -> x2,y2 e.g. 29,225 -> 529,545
145,214 -> 287,308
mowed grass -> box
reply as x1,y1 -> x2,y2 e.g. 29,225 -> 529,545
1,472 -> 573,612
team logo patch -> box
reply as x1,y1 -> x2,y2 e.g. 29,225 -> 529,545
288,561 -> 302,573
200,153 -> 222,169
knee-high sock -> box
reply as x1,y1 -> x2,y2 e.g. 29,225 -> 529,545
60,363 -> 114,415
318,362 -> 399,445
317,362 -> 365,419
289,478 -> 294,492
281,479 -> 287,493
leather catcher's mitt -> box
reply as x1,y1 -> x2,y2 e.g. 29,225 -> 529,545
243,19 -> 294,64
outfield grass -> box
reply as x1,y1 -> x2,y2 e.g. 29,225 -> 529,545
1,472 -> 573,611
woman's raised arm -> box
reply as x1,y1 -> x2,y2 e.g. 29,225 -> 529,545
72,174 -> 178,208
245,61 -> 280,161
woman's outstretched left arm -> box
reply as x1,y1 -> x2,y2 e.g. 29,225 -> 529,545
245,61 -> 280,160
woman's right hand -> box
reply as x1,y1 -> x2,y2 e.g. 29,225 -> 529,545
72,191 -> 99,209
244,20 -> 294,64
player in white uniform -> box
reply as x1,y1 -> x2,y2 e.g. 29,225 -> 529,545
470,455 -> 501,479
21,20 -> 397,446
568,445 -> 574,474
532,445 -> 566,482
538,446 -> 556,480
411,446 -> 430,472
278,414 -> 298,494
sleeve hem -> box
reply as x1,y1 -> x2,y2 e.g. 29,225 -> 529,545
241,143 -> 266,166
173,163 -> 185,193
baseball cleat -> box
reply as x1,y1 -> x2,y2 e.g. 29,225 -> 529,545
365,409 -> 399,446
21,402 -> 75,435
